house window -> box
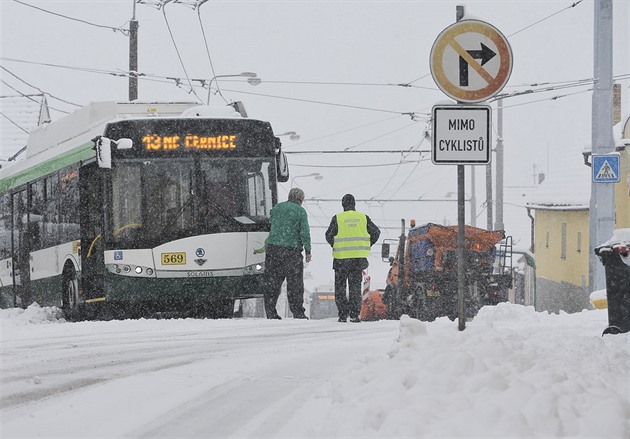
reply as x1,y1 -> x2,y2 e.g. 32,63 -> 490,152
561,223 -> 567,259
545,231 -> 550,248
577,231 -> 582,253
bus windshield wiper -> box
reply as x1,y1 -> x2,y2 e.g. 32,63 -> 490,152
161,195 -> 193,235
204,197 -> 239,227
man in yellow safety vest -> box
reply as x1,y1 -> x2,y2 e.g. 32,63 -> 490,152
325,194 -> 380,323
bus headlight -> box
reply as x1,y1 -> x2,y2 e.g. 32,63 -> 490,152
106,263 -> 156,277
244,263 -> 264,274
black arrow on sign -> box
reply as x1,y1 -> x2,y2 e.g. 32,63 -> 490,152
459,43 -> 496,87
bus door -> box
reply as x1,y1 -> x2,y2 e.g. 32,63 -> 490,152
12,189 -> 30,307
79,164 -> 105,299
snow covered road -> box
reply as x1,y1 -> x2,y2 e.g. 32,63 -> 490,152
1,311 -> 399,438
2,303 -> 629,438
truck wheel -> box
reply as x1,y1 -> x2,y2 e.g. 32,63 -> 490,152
384,285 -> 403,320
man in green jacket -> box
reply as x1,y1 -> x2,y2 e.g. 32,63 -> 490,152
264,187 -> 312,319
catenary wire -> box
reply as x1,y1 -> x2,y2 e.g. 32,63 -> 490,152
508,0 -> 583,38
160,3 -> 204,103
196,2 -> 224,102
0,111 -> 29,133
0,67 -> 78,110
11,0 -> 130,35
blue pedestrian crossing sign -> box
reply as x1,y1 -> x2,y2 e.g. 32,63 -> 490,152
592,154 -> 620,183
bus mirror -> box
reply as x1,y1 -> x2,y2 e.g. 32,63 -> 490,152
95,137 -> 112,169
115,138 -> 133,150
276,151 -> 289,183
381,243 -> 390,260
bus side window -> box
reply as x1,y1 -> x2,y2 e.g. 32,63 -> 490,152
59,166 -> 80,243
29,180 -> 45,251
44,174 -> 60,248
0,193 -> 11,260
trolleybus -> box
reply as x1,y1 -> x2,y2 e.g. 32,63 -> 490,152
0,101 -> 290,318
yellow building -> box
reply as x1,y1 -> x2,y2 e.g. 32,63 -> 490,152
531,208 -> 591,313
527,153 -> 591,313
527,115 -> 630,313
615,118 -> 630,228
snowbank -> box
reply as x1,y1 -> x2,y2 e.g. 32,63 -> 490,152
0,303 -> 65,325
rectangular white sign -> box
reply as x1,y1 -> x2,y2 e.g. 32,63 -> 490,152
432,105 -> 491,165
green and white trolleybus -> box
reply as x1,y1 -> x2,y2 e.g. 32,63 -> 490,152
0,102 -> 289,318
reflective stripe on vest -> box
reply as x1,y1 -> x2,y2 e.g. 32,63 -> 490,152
333,211 -> 370,259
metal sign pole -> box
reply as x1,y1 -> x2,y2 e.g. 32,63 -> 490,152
457,165 -> 466,330
430,6 -> 512,331
456,5 -> 466,331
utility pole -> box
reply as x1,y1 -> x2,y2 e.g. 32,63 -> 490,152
129,0 -> 139,101
494,98 -> 504,231
589,0 -> 615,293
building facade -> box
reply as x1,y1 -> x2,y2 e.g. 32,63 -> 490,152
528,115 -> 630,314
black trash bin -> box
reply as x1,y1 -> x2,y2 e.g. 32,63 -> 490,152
595,239 -> 630,335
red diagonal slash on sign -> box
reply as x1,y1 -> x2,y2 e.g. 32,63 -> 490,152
448,37 -> 496,85
430,20 -> 512,103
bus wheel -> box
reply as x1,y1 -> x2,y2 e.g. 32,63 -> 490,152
62,265 -> 80,319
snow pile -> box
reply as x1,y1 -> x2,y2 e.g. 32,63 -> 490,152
0,303 -> 65,325
316,303 -> 629,438
2,302 -> 628,438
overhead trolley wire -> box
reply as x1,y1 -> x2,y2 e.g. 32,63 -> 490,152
343,123 -> 420,151
159,2 -> 204,103
11,0 -> 130,35
0,111 -> 30,133
195,1 -> 222,101
0,66 -> 79,110
219,87 -> 422,117
508,0 -> 584,38
284,115 -> 405,148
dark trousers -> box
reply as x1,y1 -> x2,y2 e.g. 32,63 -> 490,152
264,244 -> 306,318
334,268 -> 363,319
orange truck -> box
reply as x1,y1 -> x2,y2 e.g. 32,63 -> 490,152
359,272 -> 388,321
380,221 -> 513,321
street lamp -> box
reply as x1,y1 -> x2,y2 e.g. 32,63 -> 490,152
290,172 -> 323,188
277,131 -> 301,141
207,72 -> 261,104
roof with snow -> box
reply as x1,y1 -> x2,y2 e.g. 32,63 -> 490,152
526,149 -> 591,210
527,115 -> 630,211
0,95 -> 44,161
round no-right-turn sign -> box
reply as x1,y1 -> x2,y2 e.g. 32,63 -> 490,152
430,19 -> 513,103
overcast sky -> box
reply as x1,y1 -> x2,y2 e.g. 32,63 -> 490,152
1,0 -> 628,289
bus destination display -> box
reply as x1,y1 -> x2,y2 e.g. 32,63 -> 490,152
142,134 -> 237,151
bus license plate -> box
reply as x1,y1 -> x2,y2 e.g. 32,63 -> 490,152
161,252 -> 186,265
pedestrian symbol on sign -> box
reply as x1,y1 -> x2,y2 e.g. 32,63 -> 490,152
592,154 -> 620,183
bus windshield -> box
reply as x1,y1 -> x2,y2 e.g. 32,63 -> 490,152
110,156 -> 273,249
